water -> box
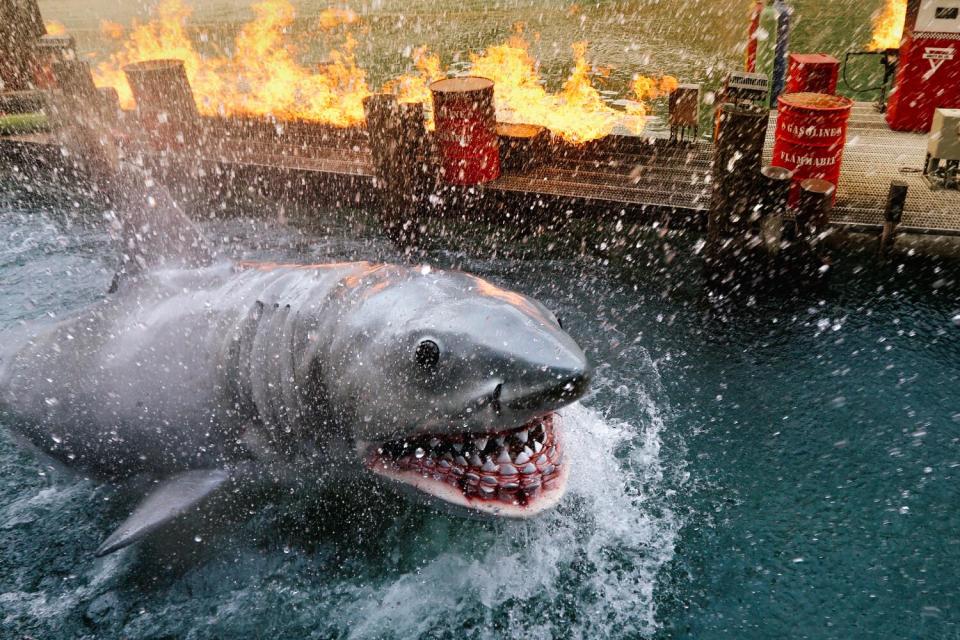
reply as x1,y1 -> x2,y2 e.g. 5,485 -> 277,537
1,187 -> 958,638
6,1 -> 960,636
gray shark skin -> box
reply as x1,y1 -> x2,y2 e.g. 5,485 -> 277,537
0,169 -> 591,556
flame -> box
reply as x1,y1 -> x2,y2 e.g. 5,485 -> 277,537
469,30 -> 647,143
318,7 -> 358,30
45,21 -> 68,35
383,46 -> 445,105
100,20 -> 126,40
91,1 -> 671,143
93,0 -> 368,126
869,0 -> 906,51
632,74 -> 679,101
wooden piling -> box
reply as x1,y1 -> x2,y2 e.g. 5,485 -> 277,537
795,178 -> 835,241
49,60 -> 120,183
706,102 -> 770,291
758,165 -> 793,253
363,94 -> 434,245
0,0 -> 45,91
122,59 -> 199,148
880,180 -> 908,254
709,102 -> 768,243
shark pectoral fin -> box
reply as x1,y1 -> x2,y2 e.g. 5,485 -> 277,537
95,468 -> 232,557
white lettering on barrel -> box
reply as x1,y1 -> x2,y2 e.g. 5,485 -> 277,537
783,123 -> 843,138
779,151 -> 838,168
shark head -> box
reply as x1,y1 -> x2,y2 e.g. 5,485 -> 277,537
321,266 -> 590,518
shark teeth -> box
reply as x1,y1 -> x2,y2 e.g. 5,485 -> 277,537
372,413 -> 562,505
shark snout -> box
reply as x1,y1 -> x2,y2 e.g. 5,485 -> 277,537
502,365 -> 592,412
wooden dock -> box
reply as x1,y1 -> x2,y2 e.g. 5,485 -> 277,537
2,102 -> 958,236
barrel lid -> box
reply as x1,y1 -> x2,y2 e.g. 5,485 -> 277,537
800,178 -> 836,195
430,76 -> 494,93
779,92 -> 853,111
761,165 -> 794,181
497,123 -> 544,139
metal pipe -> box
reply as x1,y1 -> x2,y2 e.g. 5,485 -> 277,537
771,0 -> 793,107
746,1 -> 764,73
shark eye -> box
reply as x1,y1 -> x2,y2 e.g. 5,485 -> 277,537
415,339 -> 441,369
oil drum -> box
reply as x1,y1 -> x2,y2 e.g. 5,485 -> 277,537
772,92 -> 853,204
785,54 -> 840,95
430,77 -> 500,185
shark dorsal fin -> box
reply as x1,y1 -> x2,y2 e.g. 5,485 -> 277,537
109,164 -> 213,292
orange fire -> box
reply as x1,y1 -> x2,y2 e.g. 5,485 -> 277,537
317,7 -> 359,30
382,46 -> 445,106
100,20 -> 126,40
869,0 -> 907,51
93,0 -> 368,126
633,75 -> 679,102
45,21 -> 68,36
469,31 -> 651,143
91,0 -> 674,144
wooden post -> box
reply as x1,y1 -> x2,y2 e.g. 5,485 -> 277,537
0,0 -> 45,91
880,180 -> 908,255
795,178 -> 835,242
122,59 -> 199,149
363,94 -> 433,245
758,165 -> 793,254
49,60 -> 120,182
709,103 -> 768,243
706,102 -> 770,290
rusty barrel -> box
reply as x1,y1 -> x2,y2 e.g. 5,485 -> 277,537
123,59 -> 199,146
772,92 -> 853,205
430,76 -> 500,185
497,123 -> 545,172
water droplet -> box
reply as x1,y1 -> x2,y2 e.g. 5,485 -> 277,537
415,447 -> 425,459
194,535 -> 203,543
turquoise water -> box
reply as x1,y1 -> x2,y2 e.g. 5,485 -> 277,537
1,188 -> 958,638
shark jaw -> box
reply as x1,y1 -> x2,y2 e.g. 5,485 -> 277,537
360,413 -> 569,518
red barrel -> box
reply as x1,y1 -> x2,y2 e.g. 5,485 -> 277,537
786,54 -> 839,95
772,92 -> 853,204
430,77 -> 500,185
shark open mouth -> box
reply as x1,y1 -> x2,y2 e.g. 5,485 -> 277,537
362,413 -> 568,517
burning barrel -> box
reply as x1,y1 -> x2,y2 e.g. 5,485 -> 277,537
123,59 -> 199,146
430,77 -> 500,185
772,92 -> 853,204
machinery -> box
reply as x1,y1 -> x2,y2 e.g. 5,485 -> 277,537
886,0 -> 960,132
842,48 -> 900,113
669,84 -> 700,142
924,108 -> 960,188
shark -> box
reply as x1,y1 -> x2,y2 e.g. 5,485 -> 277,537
0,167 -> 591,556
